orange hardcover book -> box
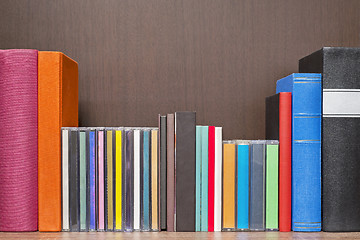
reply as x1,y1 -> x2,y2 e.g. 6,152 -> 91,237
38,52 -> 78,232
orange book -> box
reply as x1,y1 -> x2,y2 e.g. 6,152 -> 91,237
38,52 -> 78,232
222,142 -> 235,230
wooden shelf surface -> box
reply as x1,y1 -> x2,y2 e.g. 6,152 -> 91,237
1,231 -> 360,239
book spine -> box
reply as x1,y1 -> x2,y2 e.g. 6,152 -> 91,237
143,130 -> 150,231
249,141 -> 266,231
208,126 -> 215,232
69,130 -> 79,232
0,49 -> 38,231
236,143 -> 249,230
201,126 -> 208,231
292,76 -> 321,232
279,92 -> 292,232
133,130 -> 141,231
222,142 -> 235,231
195,126 -> 202,232
214,127 -> 222,232
175,112 -> 196,232
265,141 -> 279,230
62,129 -> 70,231
159,116 -> 167,230
115,130 -> 123,231
89,131 -> 96,231
106,130 -> 114,231
97,130 -> 105,231
79,131 -> 87,231
125,130 -> 134,231
151,129 -> 159,231
166,114 -> 175,232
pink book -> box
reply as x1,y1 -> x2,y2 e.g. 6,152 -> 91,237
98,130 -> 105,231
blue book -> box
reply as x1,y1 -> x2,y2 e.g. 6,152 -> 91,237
201,126 -> 208,232
89,130 -> 96,231
276,73 -> 322,232
236,141 -> 250,230
143,130 -> 150,231
195,126 -> 202,231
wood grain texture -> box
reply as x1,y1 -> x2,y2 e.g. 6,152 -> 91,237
1,232 -> 360,239
1,0 -> 360,139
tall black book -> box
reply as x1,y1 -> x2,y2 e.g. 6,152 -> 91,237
299,47 -> 360,232
175,112 -> 196,232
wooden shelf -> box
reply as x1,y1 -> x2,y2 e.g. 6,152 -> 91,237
1,231 -> 360,239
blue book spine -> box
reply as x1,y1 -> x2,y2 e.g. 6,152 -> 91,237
201,126 -> 208,231
143,131 -> 150,230
237,143 -> 249,230
276,73 -> 322,232
195,126 -> 202,231
89,131 -> 96,231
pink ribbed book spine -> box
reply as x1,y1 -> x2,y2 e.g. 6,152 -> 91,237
98,130 -> 105,231
0,49 -> 38,231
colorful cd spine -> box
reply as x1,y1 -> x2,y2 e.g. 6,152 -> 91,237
236,141 -> 250,230
97,130 -> 105,231
62,129 -> 70,231
142,130 -> 151,231
125,130 -> 134,232
106,130 -> 114,231
69,129 -> 79,232
133,130 -> 141,231
79,131 -> 87,231
214,127 -> 222,232
115,129 -> 123,231
151,129 -> 159,231
89,130 -> 96,231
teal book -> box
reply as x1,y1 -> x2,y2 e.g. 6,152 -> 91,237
201,126 -> 208,231
265,140 -> 279,230
236,140 -> 250,230
195,126 -> 202,231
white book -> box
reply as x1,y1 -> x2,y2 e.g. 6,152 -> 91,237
62,129 -> 69,231
214,127 -> 223,232
133,130 -> 141,230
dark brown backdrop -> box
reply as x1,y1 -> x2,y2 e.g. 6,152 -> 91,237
1,0 -> 359,139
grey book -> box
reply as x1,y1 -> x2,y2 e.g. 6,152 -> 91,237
69,129 -> 80,232
249,140 -> 266,231
124,130 -> 134,231
175,111 -> 196,232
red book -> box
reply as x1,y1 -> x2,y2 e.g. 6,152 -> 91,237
208,126 -> 215,232
279,92 -> 292,232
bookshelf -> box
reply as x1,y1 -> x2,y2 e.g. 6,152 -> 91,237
1,0 -> 360,238
1,232 -> 360,239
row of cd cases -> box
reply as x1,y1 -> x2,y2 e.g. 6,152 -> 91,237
61,127 -> 160,232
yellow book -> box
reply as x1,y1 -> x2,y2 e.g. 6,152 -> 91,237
115,130 -> 122,230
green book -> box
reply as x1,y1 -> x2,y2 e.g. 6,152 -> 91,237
195,126 -> 202,231
265,140 -> 279,230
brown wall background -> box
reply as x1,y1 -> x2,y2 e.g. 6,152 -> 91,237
1,0 -> 359,139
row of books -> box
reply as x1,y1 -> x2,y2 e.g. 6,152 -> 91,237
1,47 -> 360,233
61,127 -> 160,232
61,124 -> 284,232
